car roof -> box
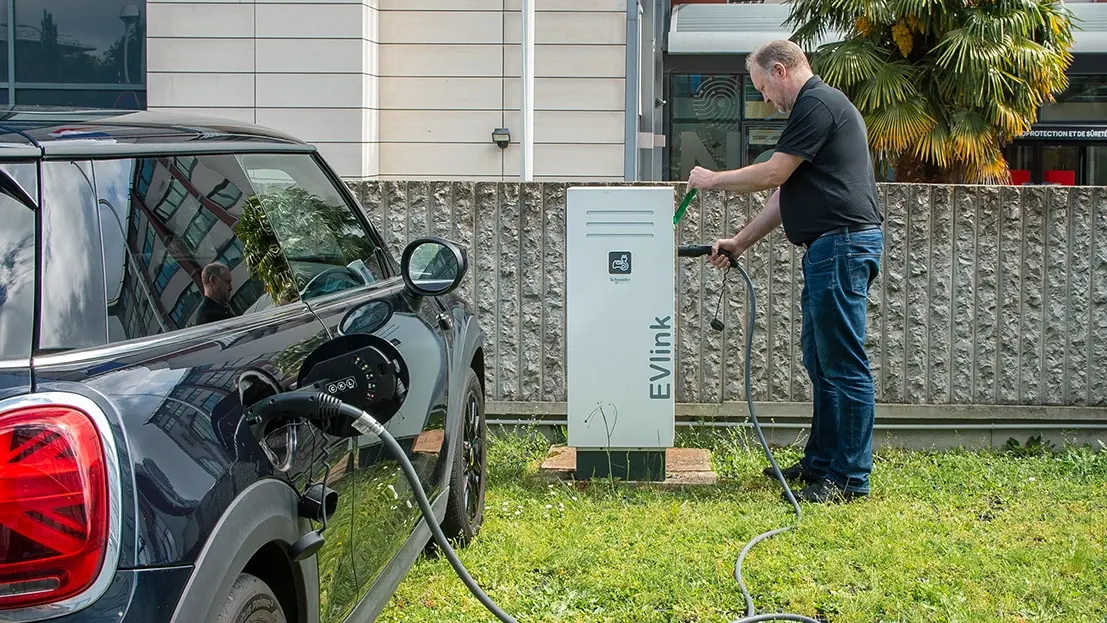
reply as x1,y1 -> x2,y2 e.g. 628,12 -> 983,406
0,106 -> 311,157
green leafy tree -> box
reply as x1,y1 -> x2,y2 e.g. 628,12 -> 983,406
785,0 -> 1077,183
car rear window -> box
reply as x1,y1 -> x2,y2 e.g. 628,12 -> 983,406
0,163 -> 37,361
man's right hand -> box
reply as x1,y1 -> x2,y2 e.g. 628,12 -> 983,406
710,236 -> 745,268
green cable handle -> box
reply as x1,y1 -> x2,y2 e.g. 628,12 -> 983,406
673,187 -> 696,225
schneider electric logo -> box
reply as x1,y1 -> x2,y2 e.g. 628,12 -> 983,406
609,251 -> 631,274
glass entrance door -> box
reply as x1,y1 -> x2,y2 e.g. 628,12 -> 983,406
1004,143 -> 1088,185
1042,145 -> 1080,185
1087,147 -> 1107,186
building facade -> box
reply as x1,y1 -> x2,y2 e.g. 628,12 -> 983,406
664,0 -> 1107,186
12,0 -> 1107,184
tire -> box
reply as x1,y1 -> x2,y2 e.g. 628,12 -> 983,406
440,367 -> 487,547
214,573 -> 287,623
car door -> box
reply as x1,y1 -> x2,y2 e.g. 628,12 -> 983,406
29,154 -> 361,620
230,152 -> 454,618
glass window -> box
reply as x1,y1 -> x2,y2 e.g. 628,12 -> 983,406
1087,146 -> 1107,186
14,0 -> 145,86
746,125 -> 784,166
1039,75 -> 1107,122
234,153 -> 386,301
670,122 -> 743,181
669,73 -> 745,181
40,161 -> 110,351
744,75 -> 790,121
0,3 -> 8,82
0,164 -> 37,360
94,155 -> 301,345
15,89 -> 145,110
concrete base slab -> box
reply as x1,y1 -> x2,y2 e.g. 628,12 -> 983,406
539,445 -> 717,486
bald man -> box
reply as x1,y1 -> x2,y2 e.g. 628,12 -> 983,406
196,261 -> 235,325
687,40 -> 884,503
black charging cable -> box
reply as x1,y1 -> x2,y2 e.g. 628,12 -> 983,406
249,244 -> 821,623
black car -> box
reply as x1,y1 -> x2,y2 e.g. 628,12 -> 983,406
0,108 -> 489,623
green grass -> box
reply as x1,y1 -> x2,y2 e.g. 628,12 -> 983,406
375,426 -> 1107,623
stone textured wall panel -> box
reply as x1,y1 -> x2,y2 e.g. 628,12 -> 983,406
700,188 -> 726,404
1092,190 -> 1107,407
724,192 -> 751,402
952,186 -> 977,403
790,244 -> 808,402
676,192 -> 704,403
474,183 -> 500,401
929,186 -> 953,403
453,183 -> 476,306
384,181 -> 407,252
520,183 -> 544,402
1068,188 -> 1092,406
1020,188 -> 1046,404
356,180 -> 383,243
769,223 -> 794,401
747,191 -> 773,402
409,181 -> 429,239
542,183 -> 567,402
869,185 -> 886,404
882,185 -> 908,403
1044,189 -> 1070,405
997,188 -> 1022,403
973,187 -> 999,404
498,183 -> 522,401
431,183 -> 451,240
905,185 -> 930,403
348,181 -> 1107,408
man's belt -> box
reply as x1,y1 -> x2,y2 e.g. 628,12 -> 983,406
803,224 -> 881,248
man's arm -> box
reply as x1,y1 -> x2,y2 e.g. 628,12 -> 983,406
710,190 -> 782,266
690,152 -> 804,193
735,189 -> 782,249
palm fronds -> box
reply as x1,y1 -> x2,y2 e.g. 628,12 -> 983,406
786,0 -> 1077,183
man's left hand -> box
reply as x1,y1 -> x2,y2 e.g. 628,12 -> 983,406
687,166 -> 718,191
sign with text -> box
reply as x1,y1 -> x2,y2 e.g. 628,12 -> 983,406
1019,127 -> 1107,141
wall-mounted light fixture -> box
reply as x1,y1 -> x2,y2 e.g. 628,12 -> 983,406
491,128 -> 511,149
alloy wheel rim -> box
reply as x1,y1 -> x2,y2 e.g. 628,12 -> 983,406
461,391 -> 484,524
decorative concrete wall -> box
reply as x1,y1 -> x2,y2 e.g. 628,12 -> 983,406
348,181 -> 1107,411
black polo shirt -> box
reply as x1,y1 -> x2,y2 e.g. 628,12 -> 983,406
773,75 -> 883,246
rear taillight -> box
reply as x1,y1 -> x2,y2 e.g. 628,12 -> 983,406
0,405 -> 109,610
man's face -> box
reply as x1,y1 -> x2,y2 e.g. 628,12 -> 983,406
750,63 -> 792,113
207,270 -> 232,303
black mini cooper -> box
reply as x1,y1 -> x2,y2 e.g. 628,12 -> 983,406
0,107 -> 488,623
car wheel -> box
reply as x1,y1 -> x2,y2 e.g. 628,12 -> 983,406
441,367 -> 487,546
215,573 -> 287,623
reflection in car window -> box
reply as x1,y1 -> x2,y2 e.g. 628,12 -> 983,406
40,161 -> 110,350
0,164 -> 36,360
235,154 -> 385,301
94,155 -> 301,344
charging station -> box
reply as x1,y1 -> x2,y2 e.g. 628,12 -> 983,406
565,186 -> 675,481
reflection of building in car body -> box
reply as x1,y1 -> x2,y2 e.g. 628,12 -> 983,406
105,156 -> 259,342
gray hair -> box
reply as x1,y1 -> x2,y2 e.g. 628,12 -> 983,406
746,39 -> 810,72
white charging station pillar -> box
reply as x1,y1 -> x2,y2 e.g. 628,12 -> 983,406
566,186 -> 675,481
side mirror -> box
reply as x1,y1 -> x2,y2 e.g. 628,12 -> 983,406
400,237 -> 468,297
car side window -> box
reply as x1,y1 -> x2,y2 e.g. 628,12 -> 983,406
0,163 -> 37,360
40,161 -> 110,350
234,153 -> 386,301
94,155 -> 301,344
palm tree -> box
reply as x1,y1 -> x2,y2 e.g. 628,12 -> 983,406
784,0 -> 1077,184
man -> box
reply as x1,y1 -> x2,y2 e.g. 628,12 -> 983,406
687,40 -> 884,503
196,261 -> 235,325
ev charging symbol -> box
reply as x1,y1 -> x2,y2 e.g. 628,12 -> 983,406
609,251 -> 631,274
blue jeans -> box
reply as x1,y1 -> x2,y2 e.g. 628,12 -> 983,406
798,227 -> 883,494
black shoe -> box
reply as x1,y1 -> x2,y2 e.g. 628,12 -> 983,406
763,461 -> 817,484
786,478 -> 867,504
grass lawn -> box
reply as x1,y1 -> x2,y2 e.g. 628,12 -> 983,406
375,426 -> 1107,623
